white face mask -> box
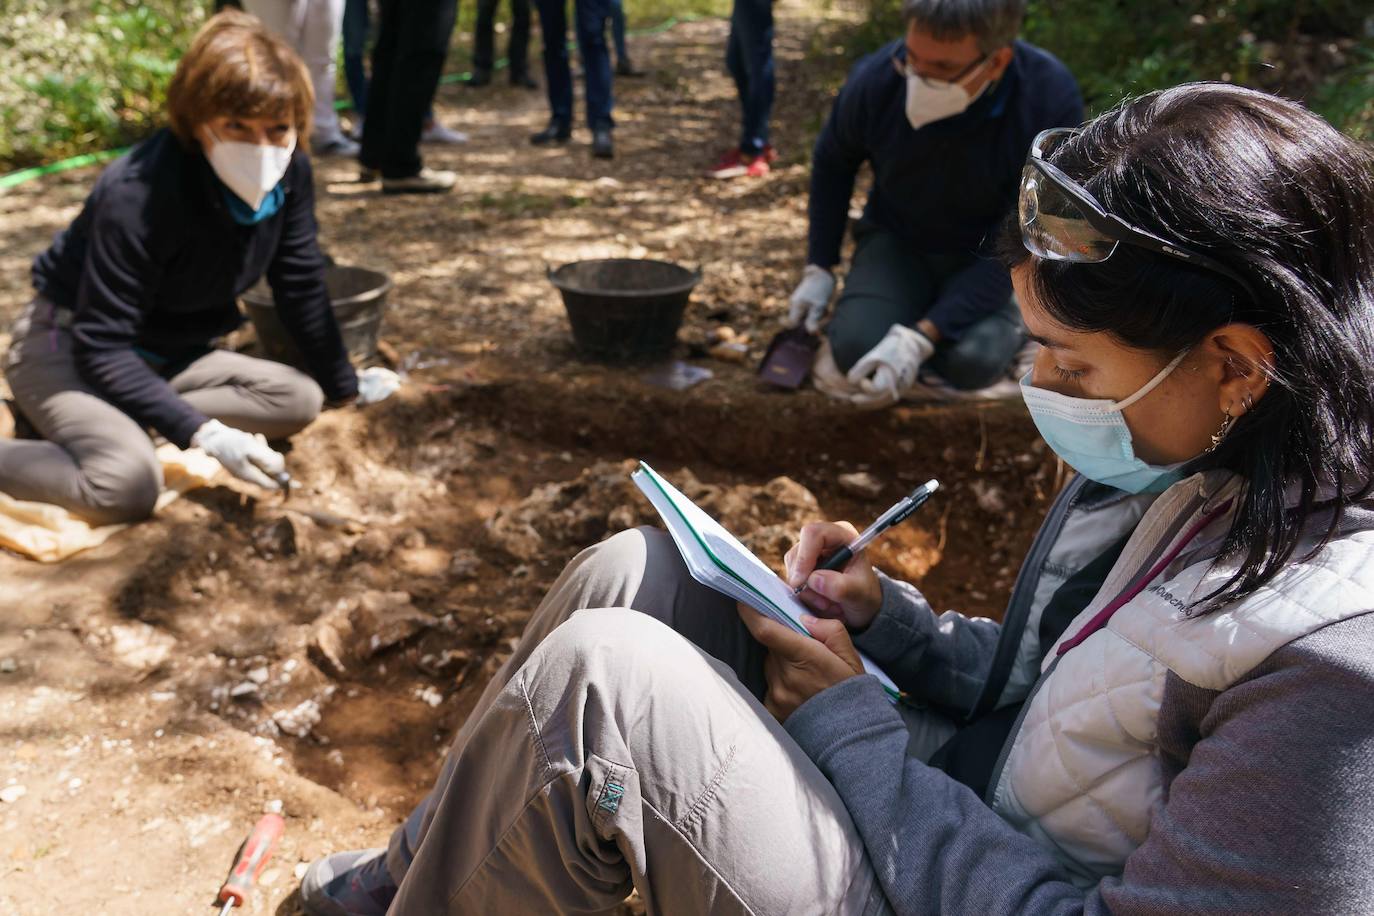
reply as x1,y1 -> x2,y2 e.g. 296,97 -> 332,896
904,64 -> 991,131
205,128 -> 295,211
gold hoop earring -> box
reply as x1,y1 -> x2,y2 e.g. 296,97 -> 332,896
1207,406 -> 1236,453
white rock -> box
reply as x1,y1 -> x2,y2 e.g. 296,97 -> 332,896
247,667 -> 270,684
263,799 -> 283,815
230,681 -> 260,699
272,699 -> 323,738
107,622 -> 177,671
413,685 -> 443,708
0,786 -> 26,804
0,658 -> 16,674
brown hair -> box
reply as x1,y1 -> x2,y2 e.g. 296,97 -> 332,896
166,9 -> 314,148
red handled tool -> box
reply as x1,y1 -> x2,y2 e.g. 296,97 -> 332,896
217,813 -> 284,915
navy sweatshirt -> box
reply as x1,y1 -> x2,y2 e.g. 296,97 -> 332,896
808,40 -> 1083,340
31,129 -> 358,449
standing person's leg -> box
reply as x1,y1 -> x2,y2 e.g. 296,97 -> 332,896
1,300 -> 161,525
359,0 -> 399,174
299,0 -> 349,147
166,350 -> 325,440
341,0 -> 370,118
608,0 -> 628,65
376,0 -> 458,184
508,0 -> 535,85
470,0 -> 499,81
531,0 -> 574,138
825,229 -> 940,372
732,0 -> 774,157
574,0 -> 613,156
240,0 -> 301,37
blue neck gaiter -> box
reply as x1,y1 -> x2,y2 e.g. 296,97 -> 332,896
221,182 -> 285,225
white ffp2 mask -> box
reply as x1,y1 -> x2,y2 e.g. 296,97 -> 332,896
205,129 -> 295,211
904,68 -> 991,131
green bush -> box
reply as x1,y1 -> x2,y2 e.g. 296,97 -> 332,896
0,0 -> 728,173
844,0 -> 1374,139
0,1 -> 204,170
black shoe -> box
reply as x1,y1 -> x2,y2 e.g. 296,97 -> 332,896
530,121 -> 572,146
615,58 -> 645,78
465,68 -> 492,88
510,71 -> 538,90
591,127 -> 614,159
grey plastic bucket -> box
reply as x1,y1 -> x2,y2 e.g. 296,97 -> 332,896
242,265 -> 392,366
549,258 -> 701,362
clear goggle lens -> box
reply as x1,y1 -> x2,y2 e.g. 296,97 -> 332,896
1018,164 -> 1118,263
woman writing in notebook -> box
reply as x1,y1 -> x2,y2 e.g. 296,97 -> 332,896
301,83 -> 1374,915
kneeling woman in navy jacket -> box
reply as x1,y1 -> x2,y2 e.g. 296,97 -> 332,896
1,10 -> 397,524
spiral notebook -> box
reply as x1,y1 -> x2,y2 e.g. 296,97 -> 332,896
631,461 -> 899,702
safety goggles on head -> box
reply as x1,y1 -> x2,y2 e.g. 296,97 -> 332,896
890,47 -> 990,86
1018,127 -> 1257,300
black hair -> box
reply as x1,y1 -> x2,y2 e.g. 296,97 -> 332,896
1000,82 -> 1374,610
901,0 -> 1025,53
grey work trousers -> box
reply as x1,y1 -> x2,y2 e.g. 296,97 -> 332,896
825,228 -> 1025,390
384,526 -> 957,914
1,298 -> 324,525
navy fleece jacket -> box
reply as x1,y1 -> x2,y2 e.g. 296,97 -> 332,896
808,39 -> 1082,340
31,129 -> 358,448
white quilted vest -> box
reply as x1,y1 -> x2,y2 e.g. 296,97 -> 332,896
989,471 -> 1374,886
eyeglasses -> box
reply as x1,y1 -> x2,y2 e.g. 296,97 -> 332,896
890,48 -> 989,85
1019,127 -> 1257,300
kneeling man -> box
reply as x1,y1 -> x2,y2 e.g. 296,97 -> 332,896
789,0 -> 1082,406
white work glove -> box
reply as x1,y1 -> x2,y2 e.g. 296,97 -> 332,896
786,264 -> 837,333
356,366 -> 402,406
191,419 -> 286,490
845,323 -> 936,408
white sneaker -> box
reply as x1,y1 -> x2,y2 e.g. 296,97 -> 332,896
421,121 -> 469,145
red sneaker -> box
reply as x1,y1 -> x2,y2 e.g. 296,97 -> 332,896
704,145 -> 776,179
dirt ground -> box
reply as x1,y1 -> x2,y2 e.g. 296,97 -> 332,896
0,7 -> 1063,914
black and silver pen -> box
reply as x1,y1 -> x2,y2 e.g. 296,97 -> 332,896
794,479 -> 940,594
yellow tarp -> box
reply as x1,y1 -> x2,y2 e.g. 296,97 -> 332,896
0,444 -> 221,562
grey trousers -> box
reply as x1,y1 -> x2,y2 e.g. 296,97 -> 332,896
383,526 -> 954,914
825,228 -> 1025,390
1,298 -> 324,524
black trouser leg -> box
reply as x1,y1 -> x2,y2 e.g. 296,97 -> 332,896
472,0 -> 498,72
509,0 -> 532,77
367,0 -> 459,178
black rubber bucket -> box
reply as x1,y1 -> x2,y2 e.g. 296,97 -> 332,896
242,265 -> 393,366
550,258 -> 701,362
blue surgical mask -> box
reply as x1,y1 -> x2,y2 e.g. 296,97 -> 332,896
1019,350 -> 1191,495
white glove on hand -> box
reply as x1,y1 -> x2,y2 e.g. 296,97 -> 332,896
786,265 -> 836,333
356,366 -> 402,406
191,419 -> 286,489
845,324 -> 936,408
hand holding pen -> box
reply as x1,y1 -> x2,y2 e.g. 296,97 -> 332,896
784,479 -> 940,629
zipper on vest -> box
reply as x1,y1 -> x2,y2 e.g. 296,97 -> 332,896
983,653 -> 1061,807
967,475 -> 1086,721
